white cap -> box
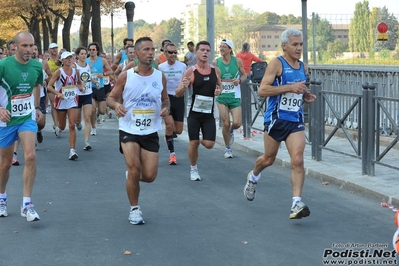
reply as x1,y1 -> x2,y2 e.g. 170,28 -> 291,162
60,51 -> 74,60
221,39 -> 234,49
48,43 -> 58,49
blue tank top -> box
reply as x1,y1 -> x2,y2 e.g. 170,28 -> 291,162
86,57 -> 104,89
264,56 -> 306,123
119,50 -> 128,64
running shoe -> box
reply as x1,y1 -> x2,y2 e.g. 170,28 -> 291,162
21,203 -> 40,222
0,199 -> 7,217
101,115 -> 106,122
244,172 -> 257,201
96,114 -> 101,124
224,148 -> 233,159
393,210 -> 399,253
229,130 -> 234,145
91,128 -> 97,136
69,149 -> 78,160
128,207 -> 145,225
12,154 -> 20,166
190,169 -> 201,181
37,130 -> 43,143
289,201 -> 310,219
83,141 -> 92,151
54,126 -> 61,137
76,123 -> 83,131
169,154 -> 177,165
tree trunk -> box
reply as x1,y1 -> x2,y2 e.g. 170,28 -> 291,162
41,18 -> 49,54
62,0 -> 76,51
91,0 -> 103,52
79,0 -> 91,48
30,18 -> 41,52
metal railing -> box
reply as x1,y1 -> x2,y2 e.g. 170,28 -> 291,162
241,66 -> 399,176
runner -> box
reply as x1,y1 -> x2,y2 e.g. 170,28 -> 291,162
74,47 -> 94,151
86,42 -> 113,136
106,37 -> 169,224
175,41 -> 222,181
158,43 -> 187,165
213,39 -> 247,159
243,29 -> 316,219
0,31 -> 44,221
47,51 -> 84,160
111,38 -> 134,71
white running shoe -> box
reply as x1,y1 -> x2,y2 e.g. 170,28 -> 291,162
54,126 -> 61,137
0,199 -> 8,217
128,207 -> 145,225
190,169 -> 201,181
244,172 -> 257,201
21,203 -> 40,222
224,148 -> 233,158
91,128 -> 97,136
69,149 -> 78,160
83,141 -> 92,151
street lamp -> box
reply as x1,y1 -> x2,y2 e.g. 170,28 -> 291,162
301,0 -> 308,64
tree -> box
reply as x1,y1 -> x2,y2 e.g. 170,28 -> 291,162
308,14 -> 335,61
160,18 -> 183,48
327,39 -> 348,59
349,1 -> 372,52
256,11 -> 280,25
279,14 -> 302,25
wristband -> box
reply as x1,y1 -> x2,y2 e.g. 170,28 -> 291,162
35,106 -> 41,110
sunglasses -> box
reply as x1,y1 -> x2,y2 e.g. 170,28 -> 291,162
167,51 -> 177,54
89,49 -> 96,51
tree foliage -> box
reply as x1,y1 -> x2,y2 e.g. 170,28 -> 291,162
349,1 -> 373,52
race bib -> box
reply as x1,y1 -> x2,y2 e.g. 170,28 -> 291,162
91,74 -> 99,82
192,95 -> 213,114
131,110 -> 156,133
62,85 -> 77,100
103,76 -> 110,85
221,80 -> 235,94
280,93 -> 302,112
11,93 -> 33,117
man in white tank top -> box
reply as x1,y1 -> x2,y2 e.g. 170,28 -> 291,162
106,37 -> 170,225
158,43 -> 187,165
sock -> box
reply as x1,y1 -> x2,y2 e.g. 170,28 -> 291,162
226,146 -> 231,150
23,197 -> 31,205
165,135 -> 174,152
190,165 -> 197,170
130,205 -> 139,211
250,171 -> 261,182
292,197 -> 302,207
0,192 -> 6,199
170,152 -> 176,156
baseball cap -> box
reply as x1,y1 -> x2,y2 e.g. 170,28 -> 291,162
49,43 -> 58,49
221,39 -> 234,49
60,51 -> 74,60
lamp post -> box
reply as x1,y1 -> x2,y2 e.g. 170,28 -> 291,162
301,0 -> 308,64
111,1 -> 114,61
125,2 -> 135,40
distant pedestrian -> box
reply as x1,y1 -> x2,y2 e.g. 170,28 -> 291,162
106,37 -> 169,225
243,29 -> 316,219
236,42 -> 263,81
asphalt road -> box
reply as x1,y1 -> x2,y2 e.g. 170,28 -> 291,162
0,114 -> 396,266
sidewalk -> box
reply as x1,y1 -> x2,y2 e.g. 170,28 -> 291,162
213,110 -> 399,207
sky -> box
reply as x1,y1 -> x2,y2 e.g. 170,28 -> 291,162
108,0 -> 399,25
69,0 -> 399,31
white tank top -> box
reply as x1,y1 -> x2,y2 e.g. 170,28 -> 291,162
118,68 -> 164,135
75,62 -> 92,95
54,67 -> 78,109
158,61 -> 186,96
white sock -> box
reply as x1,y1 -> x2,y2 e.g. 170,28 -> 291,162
250,171 -> 261,182
292,197 -> 301,207
0,192 -> 6,199
190,165 -> 197,170
23,197 -> 31,205
130,205 -> 139,211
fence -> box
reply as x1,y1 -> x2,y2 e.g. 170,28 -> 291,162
241,65 -> 399,176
